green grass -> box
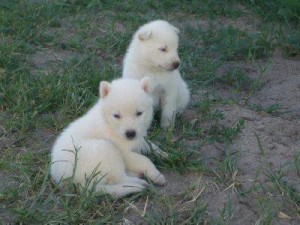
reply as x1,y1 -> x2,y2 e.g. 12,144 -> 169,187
218,67 -> 255,92
1,0 -> 299,224
243,0 -> 300,56
243,0 -> 300,24
193,25 -> 273,60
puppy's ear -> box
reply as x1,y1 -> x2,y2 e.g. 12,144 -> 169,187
138,30 -> 152,41
140,77 -> 151,94
99,81 -> 111,98
172,26 -> 180,34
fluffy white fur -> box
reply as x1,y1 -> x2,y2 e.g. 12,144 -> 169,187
122,20 -> 190,129
51,78 -> 166,198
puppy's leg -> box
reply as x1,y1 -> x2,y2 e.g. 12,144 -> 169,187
176,79 -> 190,113
123,152 -> 166,185
160,79 -> 189,129
160,94 -> 177,129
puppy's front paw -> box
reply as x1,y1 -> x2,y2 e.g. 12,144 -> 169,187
160,120 -> 172,130
154,173 -> 167,186
160,116 -> 175,130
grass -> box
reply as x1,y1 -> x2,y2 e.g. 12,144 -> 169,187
195,25 -> 273,60
1,0 -> 300,224
218,67 -> 255,92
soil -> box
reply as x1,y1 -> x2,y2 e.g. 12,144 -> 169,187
171,51 -> 299,223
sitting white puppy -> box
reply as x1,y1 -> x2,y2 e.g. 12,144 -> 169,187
123,20 -> 190,129
51,78 -> 166,198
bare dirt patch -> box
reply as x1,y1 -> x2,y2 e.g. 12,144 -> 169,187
248,51 -> 300,119
29,49 -> 78,75
197,52 -> 299,223
215,50 -> 300,118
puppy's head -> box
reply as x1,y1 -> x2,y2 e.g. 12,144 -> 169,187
99,78 -> 153,141
134,20 -> 180,72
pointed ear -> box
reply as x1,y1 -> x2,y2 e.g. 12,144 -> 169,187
138,30 -> 152,41
99,81 -> 111,98
140,77 -> 151,94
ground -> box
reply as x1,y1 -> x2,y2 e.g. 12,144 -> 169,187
0,0 -> 299,224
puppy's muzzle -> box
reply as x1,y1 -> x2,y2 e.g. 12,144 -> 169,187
173,61 -> 180,70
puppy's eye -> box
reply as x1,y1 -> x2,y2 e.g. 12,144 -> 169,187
159,47 -> 167,52
136,111 -> 143,117
113,114 -> 121,119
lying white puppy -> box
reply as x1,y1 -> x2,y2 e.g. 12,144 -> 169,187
51,78 -> 166,198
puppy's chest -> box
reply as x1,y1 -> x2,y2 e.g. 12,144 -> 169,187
152,83 -> 166,98
151,84 -> 166,109
153,84 -> 166,95
150,76 -> 170,95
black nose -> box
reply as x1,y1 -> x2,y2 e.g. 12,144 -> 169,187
173,61 -> 180,69
125,130 -> 136,140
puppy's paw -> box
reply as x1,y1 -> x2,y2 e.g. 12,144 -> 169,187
160,118 -> 175,130
160,120 -> 171,130
154,173 -> 167,186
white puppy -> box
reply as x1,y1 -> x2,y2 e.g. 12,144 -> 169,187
123,20 -> 190,129
51,78 -> 166,198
